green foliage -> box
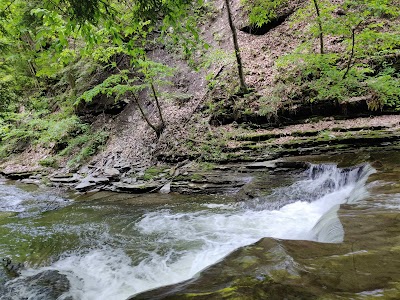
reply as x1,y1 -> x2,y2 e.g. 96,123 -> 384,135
198,162 -> 215,171
142,166 -> 167,181
241,0 -> 287,27
39,156 -> 58,168
66,130 -> 109,169
366,71 -> 400,110
258,93 -> 282,117
0,74 -> 18,112
0,104 -> 84,158
274,0 -> 400,109
0,0 -> 205,163
76,59 -> 175,108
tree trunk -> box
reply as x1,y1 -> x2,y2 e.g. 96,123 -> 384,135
132,94 -> 164,138
150,82 -> 165,127
312,0 -> 324,54
224,0 -> 248,93
343,21 -> 362,79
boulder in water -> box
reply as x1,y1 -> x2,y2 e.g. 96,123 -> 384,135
1,258 -> 23,278
2,270 -> 70,300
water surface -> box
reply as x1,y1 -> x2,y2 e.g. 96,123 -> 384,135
0,156 -> 394,299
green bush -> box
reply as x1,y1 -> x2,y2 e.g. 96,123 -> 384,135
39,157 -> 59,168
66,130 -> 109,169
241,0 -> 288,27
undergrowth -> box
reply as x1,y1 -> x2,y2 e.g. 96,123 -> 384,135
272,0 -> 400,110
0,93 -> 109,169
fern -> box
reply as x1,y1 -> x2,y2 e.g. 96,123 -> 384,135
241,0 -> 288,27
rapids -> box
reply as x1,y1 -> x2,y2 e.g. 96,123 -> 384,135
0,162 -> 377,299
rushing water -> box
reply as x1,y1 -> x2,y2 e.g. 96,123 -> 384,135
0,162 -> 378,299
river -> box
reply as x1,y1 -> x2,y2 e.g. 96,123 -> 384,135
0,151 -> 399,299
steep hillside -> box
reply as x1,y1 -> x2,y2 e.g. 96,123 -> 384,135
0,0 -> 399,189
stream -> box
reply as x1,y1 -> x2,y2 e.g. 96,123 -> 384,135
0,152 -> 399,299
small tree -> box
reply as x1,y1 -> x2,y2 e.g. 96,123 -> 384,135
76,57 -> 173,139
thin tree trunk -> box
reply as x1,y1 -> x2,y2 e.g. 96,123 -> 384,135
343,21 -> 362,79
67,71 -> 76,97
312,0 -> 324,54
150,82 -> 165,127
224,0 -> 248,93
132,94 -> 161,137
150,82 -> 165,137
343,28 -> 356,79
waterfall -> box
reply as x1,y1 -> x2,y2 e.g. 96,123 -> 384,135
0,163 -> 375,300
310,163 -> 375,243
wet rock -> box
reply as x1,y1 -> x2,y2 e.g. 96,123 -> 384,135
49,173 -> 80,183
2,270 -> 70,299
0,171 -> 37,180
171,175 -> 251,195
20,178 -> 41,185
159,182 -> 171,194
244,161 -> 277,169
1,258 -> 24,278
275,161 -> 310,169
113,182 -> 160,193
75,179 -> 96,191
75,175 -> 110,191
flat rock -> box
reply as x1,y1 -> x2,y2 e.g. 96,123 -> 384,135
89,176 -> 109,183
75,176 -> 109,191
104,167 -> 120,178
275,161 -> 310,169
244,161 -> 278,169
20,179 -> 41,185
51,173 -> 75,179
113,161 -> 131,171
49,174 -> 80,183
122,177 -> 137,184
113,182 -> 160,193
75,180 -> 96,191
0,171 -> 36,180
